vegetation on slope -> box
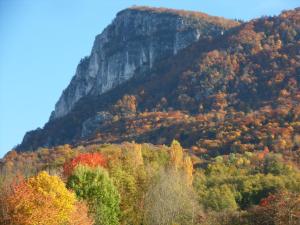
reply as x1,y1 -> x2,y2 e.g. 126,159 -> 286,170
1,141 -> 300,224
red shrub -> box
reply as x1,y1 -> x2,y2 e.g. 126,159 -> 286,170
259,194 -> 277,207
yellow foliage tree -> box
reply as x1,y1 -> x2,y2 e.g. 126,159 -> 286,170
6,171 -> 76,225
183,156 -> 193,186
27,171 -> 76,223
170,140 -> 183,170
169,140 -> 193,186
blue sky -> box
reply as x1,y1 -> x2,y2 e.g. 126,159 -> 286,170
0,0 -> 299,157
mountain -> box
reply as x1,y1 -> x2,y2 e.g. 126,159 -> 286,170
3,7 -> 300,225
51,7 -> 238,120
17,7 -> 300,161
18,6 -> 239,150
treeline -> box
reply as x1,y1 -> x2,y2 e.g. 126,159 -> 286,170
1,141 -> 299,224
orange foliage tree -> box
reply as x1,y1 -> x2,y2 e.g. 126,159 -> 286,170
69,201 -> 94,225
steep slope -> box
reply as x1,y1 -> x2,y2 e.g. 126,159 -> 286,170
18,8 -> 300,159
51,6 -> 239,120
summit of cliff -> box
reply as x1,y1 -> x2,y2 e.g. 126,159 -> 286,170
122,6 -> 239,28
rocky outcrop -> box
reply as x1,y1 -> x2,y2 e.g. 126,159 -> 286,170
81,111 -> 113,138
50,7 -> 238,120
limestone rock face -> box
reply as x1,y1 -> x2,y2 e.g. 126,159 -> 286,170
51,7 -> 236,120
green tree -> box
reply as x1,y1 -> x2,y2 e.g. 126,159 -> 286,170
67,165 -> 120,225
202,185 -> 238,212
109,143 -> 147,225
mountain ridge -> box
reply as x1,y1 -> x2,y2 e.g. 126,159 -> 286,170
17,7 -> 300,156
123,6 -> 241,27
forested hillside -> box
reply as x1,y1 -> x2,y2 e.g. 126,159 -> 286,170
1,142 -> 300,224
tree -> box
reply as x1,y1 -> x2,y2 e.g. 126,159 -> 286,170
183,156 -> 194,186
0,177 -> 11,225
169,140 -> 193,185
169,140 -> 183,170
69,201 -> 94,225
202,184 -> 238,212
121,143 -> 144,171
144,169 -> 199,225
248,191 -> 300,225
109,143 -> 147,225
114,95 -> 137,116
63,152 -> 106,177
67,165 -> 120,225
110,166 -> 141,225
5,171 -> 76,225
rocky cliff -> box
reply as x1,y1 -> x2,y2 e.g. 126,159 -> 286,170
51,6 -> 239,120
17,6 -> 242,151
